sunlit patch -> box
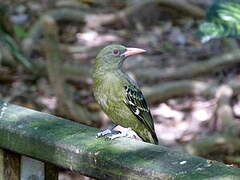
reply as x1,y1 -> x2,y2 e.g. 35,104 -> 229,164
155,124 -> 177,144
39,96 -> 57,110
151,103 -> 184,121
0,102 -> 8,119
179,161 -> 187,165
219,14 -> 235,21
192,109 -> 211,122
233,102 -> 240,117
76,30 -> 120,46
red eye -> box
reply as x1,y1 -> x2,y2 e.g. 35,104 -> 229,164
112,49 -> 120,56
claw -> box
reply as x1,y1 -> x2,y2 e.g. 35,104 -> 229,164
96,128 -> 120,138
97,129 -> 112,137
106,127 -> 135,140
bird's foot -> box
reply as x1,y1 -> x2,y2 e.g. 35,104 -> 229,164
106,128 -> 135,141
96,128 -> 120,138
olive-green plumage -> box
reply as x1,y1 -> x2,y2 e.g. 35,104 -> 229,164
93,44 -> 158,144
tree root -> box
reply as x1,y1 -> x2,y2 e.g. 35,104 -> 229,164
211,85 -> 234,132
0,30 -> 37,72
42,16 -> 100,126
186,131 -> 240,164
22,8 -> 86,57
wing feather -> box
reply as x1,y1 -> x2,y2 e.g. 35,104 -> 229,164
123,85 -> 155,134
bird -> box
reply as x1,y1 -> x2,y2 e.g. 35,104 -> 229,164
92,44 -> 158,144
198,0 -> 240,43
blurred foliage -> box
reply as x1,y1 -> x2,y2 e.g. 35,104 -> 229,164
198,0 -> 240,42
161,42 -> 175,52
13,24 -> 28,39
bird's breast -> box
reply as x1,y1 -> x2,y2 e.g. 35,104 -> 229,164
93,72 -> 124,110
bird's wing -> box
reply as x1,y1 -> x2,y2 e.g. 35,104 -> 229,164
123,85 -> 155,133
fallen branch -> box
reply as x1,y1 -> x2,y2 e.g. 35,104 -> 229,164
56,50 -> 240,85
156,0 -> 205,19
135,50 -> 240,82
23,0 -> 204,56
143,80 -> 240,103
31,50 -> 240,84
3,48 -> 240,94
35,61 -> 91,80
87,0 -> 204,29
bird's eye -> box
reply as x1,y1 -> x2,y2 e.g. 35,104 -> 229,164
112,49 -> 120,56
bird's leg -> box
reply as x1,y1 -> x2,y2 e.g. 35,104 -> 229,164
106,127 -> 135,140
97,123 -> 120,138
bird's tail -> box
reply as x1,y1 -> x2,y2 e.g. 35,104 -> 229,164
137,130 -> 158,145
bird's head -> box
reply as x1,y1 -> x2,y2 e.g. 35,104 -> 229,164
95,44 -> 146,70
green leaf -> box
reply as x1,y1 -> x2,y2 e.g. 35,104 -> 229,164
198,0 -> 240,42
13,24 -> 28,39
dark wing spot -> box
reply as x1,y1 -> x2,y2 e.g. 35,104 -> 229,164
123,85 -> 154,130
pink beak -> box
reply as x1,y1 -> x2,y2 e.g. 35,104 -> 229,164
123,47 -> 146,57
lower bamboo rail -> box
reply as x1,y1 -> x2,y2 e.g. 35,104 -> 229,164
0,101 -> 239,179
